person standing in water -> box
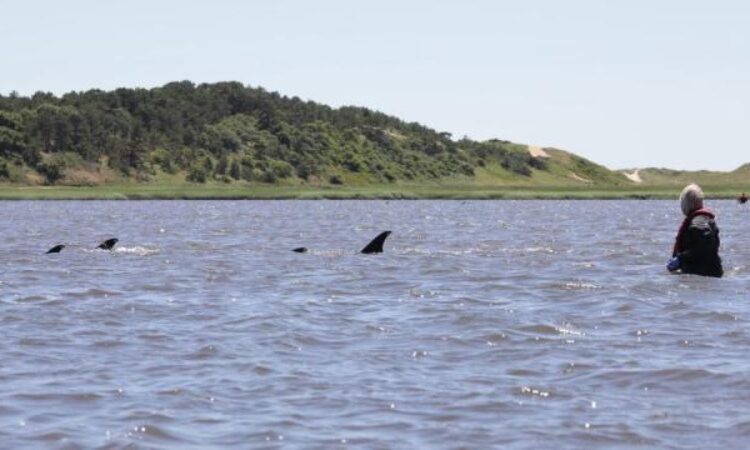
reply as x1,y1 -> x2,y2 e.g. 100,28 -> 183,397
667,184 -> 723,277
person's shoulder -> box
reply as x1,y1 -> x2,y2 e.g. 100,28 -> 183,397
690,215 -> 712,229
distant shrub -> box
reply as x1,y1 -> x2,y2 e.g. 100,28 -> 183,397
0,161 -> 9,179
329,174 -> 343,185
240,156 -> 255,169
34,152 -> 84,184
240,165 -> 255,181
199,124 -> 241,155
459,163 -> 474,176
268,160 -> 293,179
186,165 -> 207,183
295,162 -> 314,180
215,156 -> 228,175
343,153 -> 364,172
150,148 -> 175,173
261,169 -> 277,183
135,171 -> 152,182
37,160 -> 65,185
229,160 -> 241,180
529,156 -> 548,171
501,153 -> 532,176
202,156 -> 214,172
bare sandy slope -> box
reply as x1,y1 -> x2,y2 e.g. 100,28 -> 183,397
528,146 -> 551,158
623,169 -> 643,183
569,172 -> 592,183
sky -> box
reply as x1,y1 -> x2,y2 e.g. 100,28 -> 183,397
2,0 -> 748,171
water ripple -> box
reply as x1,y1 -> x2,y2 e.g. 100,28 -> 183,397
0,199 -> 748,449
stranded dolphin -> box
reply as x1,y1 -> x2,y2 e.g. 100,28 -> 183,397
97,238 -> 119,251
46,239 -> 118,254
291,231 -> 392,254
360,231 -> 391,254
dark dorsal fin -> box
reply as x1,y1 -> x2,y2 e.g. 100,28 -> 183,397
46,244 -> 65,254
98,238 -> 119,251
292,247 -> 308,253
361,231 -> 391,254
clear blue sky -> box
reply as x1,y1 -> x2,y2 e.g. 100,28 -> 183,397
2,0 -> 748,170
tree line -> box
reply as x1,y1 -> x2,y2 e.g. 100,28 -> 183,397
0,81 -> 546,185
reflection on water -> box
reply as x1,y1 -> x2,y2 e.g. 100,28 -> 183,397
0,200 -> 748,449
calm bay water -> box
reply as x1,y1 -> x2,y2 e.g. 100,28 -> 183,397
1,200 -> 749,449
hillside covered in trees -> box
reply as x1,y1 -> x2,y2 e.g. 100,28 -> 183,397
0,81 -> 624,188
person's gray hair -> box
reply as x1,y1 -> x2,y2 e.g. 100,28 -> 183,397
680,183 -> 704,216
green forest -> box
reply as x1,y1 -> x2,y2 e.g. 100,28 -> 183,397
0,81 -> 548,186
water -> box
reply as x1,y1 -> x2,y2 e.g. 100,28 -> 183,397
1,200 -> 748,449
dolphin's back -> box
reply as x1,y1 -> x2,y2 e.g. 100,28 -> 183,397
98,238 -> 119,251
46,244 -> 65,254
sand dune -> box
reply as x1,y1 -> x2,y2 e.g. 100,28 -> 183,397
528,146 -> 551,158
624,169 -> 643,183
569,172 -> 592,183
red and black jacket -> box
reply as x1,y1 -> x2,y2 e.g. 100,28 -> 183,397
672,208 -> 723,278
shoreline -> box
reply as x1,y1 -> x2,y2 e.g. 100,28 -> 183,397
0,184 -> 745,200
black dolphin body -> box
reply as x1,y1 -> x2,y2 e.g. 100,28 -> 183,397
46,244 -> 65,254
291,231 -> 392,254
360,231 -> 391,254
97,238 -> 119,251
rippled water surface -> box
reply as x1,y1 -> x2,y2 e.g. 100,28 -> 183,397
1,200 -> 749,449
